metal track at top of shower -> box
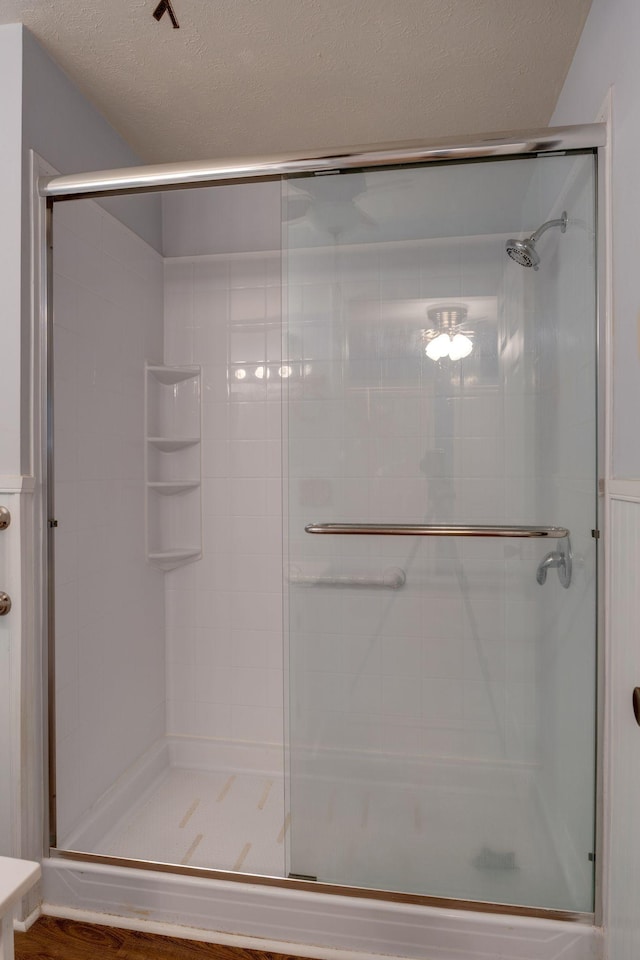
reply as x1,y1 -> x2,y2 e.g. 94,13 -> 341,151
39,123 -> 605,200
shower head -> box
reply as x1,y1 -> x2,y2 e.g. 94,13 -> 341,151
505,238 -> 540,270
505,211 -> 567,270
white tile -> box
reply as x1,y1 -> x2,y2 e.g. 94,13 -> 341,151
231,629 -> 270,668
231,705 -> 283,743
229,402 -> 267,441
382,676 -> 422,717
167,663 -> 195,702
229,440 -> 267,477
166,589 -> 196,628
193,701 -> 233,739
229,477 -> 268,516
462,680 -> 506,729
166,626 -> 197,665
230,554 -> 282,594
167,699 -> 196,734
229,327 -> 266,363
201,364 -> 230,402
232,667 -> 279,708
230,288 -> 266,323
231,591 -> 281,632
202,439 -> 231,479
421,678 -> 463,725
196,628 -> 233,669
423,598 -> 463,638
229,515 -> 281,555
193,258 -> 229,289
229,257 -> 267,288
193,290 -> 229,355
463,634 -> 507,682
381,636 -> 421,676
194,666 -> 234,704
382,595 -> 425,640
341,635 -> 381,675
304,671 -> 347,712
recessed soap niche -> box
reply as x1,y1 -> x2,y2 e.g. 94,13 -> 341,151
144,363 -> 202,570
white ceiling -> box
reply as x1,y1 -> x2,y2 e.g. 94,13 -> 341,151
2,0 -> 592,164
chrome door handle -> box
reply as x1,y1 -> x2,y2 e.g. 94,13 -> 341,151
305,522 -> 570,538
0,507 -> 10,530
0,593 -> 11,616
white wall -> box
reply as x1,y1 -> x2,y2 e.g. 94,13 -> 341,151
0,24 -> 25,479
21,29 -> 161,255
551,0 -> 638,480
162,184 -> 281,257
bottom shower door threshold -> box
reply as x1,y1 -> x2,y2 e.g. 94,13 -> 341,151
42,855 -> 601,960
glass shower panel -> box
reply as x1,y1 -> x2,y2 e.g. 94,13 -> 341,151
284,154 -> 597,911
50,186 -> 287,875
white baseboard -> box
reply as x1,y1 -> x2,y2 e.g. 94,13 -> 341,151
14,903 -> 42,932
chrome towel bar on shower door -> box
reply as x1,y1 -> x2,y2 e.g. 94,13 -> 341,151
304,523 -> 570,538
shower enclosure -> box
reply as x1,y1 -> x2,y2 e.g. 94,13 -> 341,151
44,129 -> 599,921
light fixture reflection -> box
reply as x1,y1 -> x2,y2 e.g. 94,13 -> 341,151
254,365 -> 270,379
278,365 -> 293,378
234,368 -> 247,380
425,332 -> 473,362
425,333 -> 451,361
449,333 -> 473,360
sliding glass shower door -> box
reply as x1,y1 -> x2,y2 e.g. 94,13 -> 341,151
284,153 -> 597,912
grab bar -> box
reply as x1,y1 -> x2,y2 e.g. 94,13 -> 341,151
288,566 -> 406,589
305,523 -> 570,538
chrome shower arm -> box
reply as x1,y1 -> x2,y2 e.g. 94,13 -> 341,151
529,211 -> 568,244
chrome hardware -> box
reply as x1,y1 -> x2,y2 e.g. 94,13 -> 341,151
288,566 -> 406,589
634,688 -> 640,728
0,506 -> 10,531
305,523 -> 570,539
536,537 -> 572,589
40,124 -> 605,200
0,593 -> 11,616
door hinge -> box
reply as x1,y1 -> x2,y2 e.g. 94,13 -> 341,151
591,528 -> 600,539
48,519 -> 58,528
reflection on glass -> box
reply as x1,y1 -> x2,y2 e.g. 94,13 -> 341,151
285,154 -> 597,912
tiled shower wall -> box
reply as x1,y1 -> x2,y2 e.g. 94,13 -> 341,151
52,200 -> 165,841
162,230 -> 552,768
163,255 -> 284,746
285,235 -> 547,767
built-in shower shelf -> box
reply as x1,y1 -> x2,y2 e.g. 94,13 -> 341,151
147,481 -> 201,495
147,364 -> 200,385
147,548 -> 202,570
145,362 -> 202,571
147,437 -> 200,452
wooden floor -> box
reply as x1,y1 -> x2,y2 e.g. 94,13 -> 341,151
15,916 -> 310,960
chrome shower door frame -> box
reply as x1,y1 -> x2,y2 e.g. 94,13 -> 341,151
37,124 -> 606,925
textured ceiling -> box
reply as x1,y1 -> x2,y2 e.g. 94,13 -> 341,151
2,0 -> 592,163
